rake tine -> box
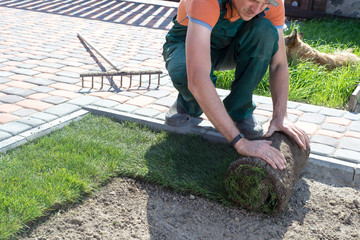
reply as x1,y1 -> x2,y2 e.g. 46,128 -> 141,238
120,75 -> 123,88
91,76 -> 94,89
82,76 -> 84,88
139,74 -> 142,88
110,75 -> 114,88
100,76 -> 104,89
157,73 -> 160,89
148,74 -> 151,89
129,74 -> 132,89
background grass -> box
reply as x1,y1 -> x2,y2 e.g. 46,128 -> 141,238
215,17 -> 360,109
0,114 -> 239,239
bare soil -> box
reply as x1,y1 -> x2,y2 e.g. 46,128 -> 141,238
20,170 -> 360,240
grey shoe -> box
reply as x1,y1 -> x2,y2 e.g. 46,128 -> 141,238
165,100 -> 191,127
235,115 -> 264,140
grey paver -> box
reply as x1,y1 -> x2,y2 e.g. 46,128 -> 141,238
287,101 -> 300,109
144,90 -> 172,98
319,108 -> 345,117
42,96 -> 68,105
154,96 -> 176,107
12,108 -> 38,117
320,123 -> 348,133
0,77 -> 10,84
0,95 -> 24,103
287,113 -> 298,123
44,103 -> 81,117
256,104 -> 273,111
28,55 -> 47,60
254,114 -> 269,124
8,56 -> 28,61
0,131 -> 12,141
55,71 -> 79,78
38,62 -> 65,69
0,122 -> 32,135
113,104 -> 139,113
311,134 -> 339,147
349,121 -> 360,132
297,104 -> 323,113
16,117 -> 45,127
310,143 -> 336,157
30,112 -> 58,122
31,86 -> 55,93
339,137 -> 360,152
50,76 -> 79,84
10,68 -> 40,76
59,60 -> 83,67
91,99 -> 119,109
0,71 -> 14,77
1,87 -> 36,97
68,96 -> 100,106
133,107 -> 162,118
118,91 -> 140,98
300,113 -> 326,124
253,95 -> 272,105
344,112 -> 360,121
25,78 -> 55,86
20,64 -> 39,69
333,149 -> 360,163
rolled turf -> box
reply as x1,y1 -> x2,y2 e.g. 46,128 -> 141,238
224,131 -> 310,214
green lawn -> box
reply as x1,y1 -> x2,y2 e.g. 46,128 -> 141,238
0,114 -> 239,239
215,17 -> 360,109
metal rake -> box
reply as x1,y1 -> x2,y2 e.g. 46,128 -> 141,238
78,33 -> 162,89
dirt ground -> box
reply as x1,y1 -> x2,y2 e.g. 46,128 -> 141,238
20,168 -> 360,240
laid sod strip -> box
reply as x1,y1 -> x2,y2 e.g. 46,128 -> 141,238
0,114 -> 240,239
215,17 -> 360,110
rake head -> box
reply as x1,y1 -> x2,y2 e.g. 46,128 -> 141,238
80,69 -> 162,90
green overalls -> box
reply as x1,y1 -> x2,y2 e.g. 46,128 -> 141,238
162,0 -> 279,122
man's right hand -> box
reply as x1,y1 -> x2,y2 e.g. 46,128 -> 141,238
234,138 -> 286,170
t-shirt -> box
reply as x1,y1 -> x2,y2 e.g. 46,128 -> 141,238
176,0 -> 285,30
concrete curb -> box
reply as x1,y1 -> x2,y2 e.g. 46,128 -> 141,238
0,109 -> 89,153
84,105 -> 360,186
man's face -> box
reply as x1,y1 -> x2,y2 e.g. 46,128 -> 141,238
232,0 -> 271,21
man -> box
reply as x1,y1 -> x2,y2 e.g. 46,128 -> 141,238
162,0 -> 310,170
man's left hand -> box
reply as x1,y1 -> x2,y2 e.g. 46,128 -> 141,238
264,116 -> 310,150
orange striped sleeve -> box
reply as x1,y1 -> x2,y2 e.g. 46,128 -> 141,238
264,0 -> 285,28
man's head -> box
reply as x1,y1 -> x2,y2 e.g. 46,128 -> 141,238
232,0 -> 279,21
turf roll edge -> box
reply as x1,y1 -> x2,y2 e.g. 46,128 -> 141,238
224,131 -> 310,214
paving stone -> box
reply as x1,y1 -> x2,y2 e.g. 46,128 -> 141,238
28,55 -> 47,60
253,114 -> 269,124
31,86 -> 55,93
0,71 -> 14,77
0,122 -> 31,135
297,104 -> 323,113
59,60 -> 83,67
55,71 -> 79,78
339,137 -> 360,152
44,53 -> 68,59
320,123 -> 347,133
118,91 -> 140,98
349,121 -> 360,132
42,96 -> 68,104
299,113 -> 326,124
256,104 -> 273,111
310,143 -> 336,157
286,101 -> 300,109
12,108 -> 38,117
30,112 -> 58,122
287,113 -> 298,123
8,56 -> 28,61
154,96 -> 177,107
1,87 -> 36,97
91,99 -> 119,109
0,95 -> 24,104
44,103 -> 81,117
20,64 -> 39,69
16,117 -> 45,127
344,112 -> 360,121
319,108 -> 345,117
38,62 -> 65,69
0,77 -> 10,84
133,107 -> 162,118
68,96 -> 100,106
333,149 -> 360,164
24,78 -> 55,86
50,76 -> 79,84
216,88 -> 230,98
0,131 -> 12,141
113,103 -> 140,113
311,134 -> 339,147
10,68 -> 40,76
143,90 -> 171,98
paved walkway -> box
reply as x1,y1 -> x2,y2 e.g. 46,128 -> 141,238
0,0 -> 359,185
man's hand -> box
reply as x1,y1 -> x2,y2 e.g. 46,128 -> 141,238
234,138 -> 287,170
264,116 -> 310,150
